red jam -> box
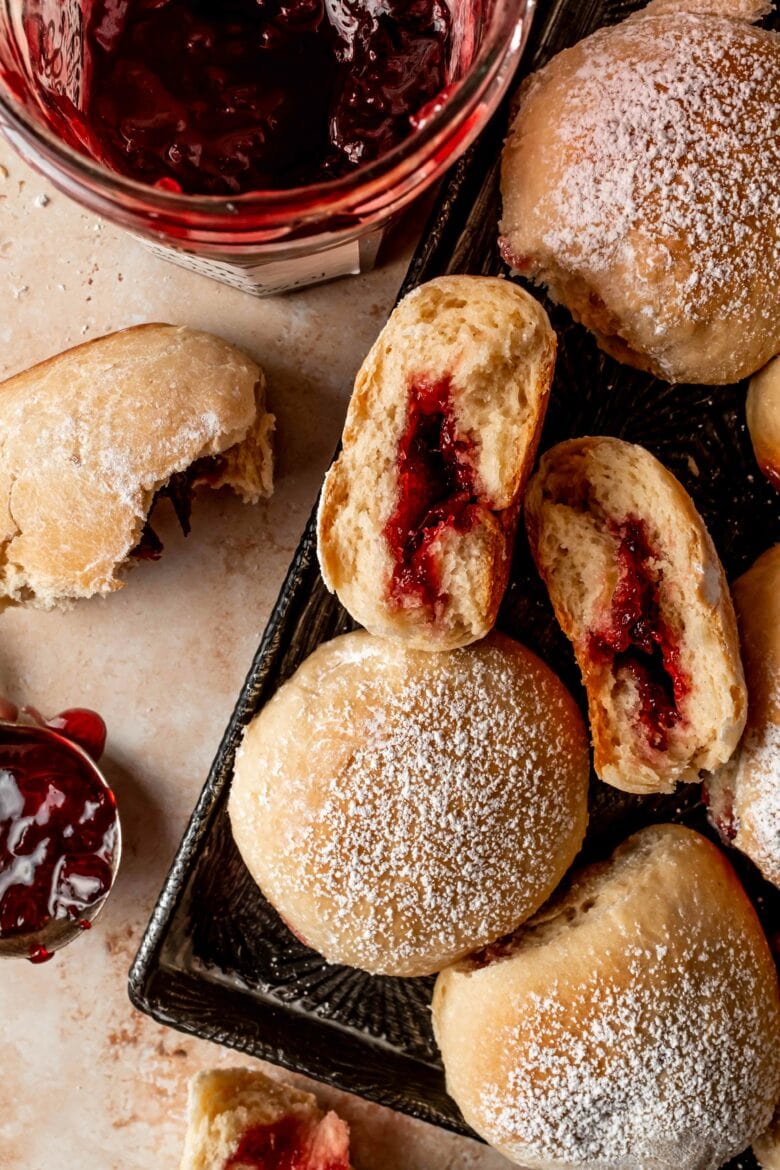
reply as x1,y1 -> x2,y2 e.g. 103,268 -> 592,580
384,376 -> 480,612
0,720 -> 116,940
587,517 -> 689,752
31,0 -> 452,195
225,1116 -> 349,1170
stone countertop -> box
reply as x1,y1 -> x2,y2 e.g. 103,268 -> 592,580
0,140 -> 512,1170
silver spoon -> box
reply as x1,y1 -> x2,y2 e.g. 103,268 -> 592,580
0,718 -> 122,961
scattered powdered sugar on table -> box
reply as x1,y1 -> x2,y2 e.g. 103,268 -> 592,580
257,642 -> 585,971
538,11 -> 780,325
480,931 -> 779,1169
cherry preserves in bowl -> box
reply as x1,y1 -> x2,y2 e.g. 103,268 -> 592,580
0,0 -> 534,294
0,715 -> 119,961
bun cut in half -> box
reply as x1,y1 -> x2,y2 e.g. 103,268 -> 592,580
317,276 -> 556,651
707,544 -> 780,887
0,324 -> 274,609
525,436 -> 746,794
433,824 -> 780,1170
500,0 -> 780,384
229,630 -> 589,977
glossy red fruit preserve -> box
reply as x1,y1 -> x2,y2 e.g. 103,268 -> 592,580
0,722 -> 117,939
71,0 -> 452,195
225,1116 -> 349,1170
588,517 -> 689,751
384,377 -> 480,611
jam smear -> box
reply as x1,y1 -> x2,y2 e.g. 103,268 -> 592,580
27,943 -> 53,964
37,0 -> 452,195
0,726 -> 117,939
587,517 -> 689,752
225,1115 -> 349,1170
384,377 -> 480,612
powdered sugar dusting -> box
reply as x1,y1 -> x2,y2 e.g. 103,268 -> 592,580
236,636 -> 588,973
536,11 -> 780,331
477,836 -> 780,1168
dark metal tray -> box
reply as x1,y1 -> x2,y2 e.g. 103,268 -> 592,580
129,2 -> 780,1163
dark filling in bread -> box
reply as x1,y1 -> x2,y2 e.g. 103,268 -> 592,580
587,517 -> 689,752
384,376 -> 479,611
225,1115 -> 349,1170
130,456 -> 225,560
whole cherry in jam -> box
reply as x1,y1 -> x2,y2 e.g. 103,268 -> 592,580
0,719 -> 117,944
384,376 -> 480,612
588,517 -> 689,752
33,0 -> 453,195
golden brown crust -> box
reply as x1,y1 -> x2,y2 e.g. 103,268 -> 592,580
317,276 -> 556,651
525,437 -> 746,793
433,824 -> 780,1170
500,4 -> 780,384
0,324 -> 274,609
747,357 -> 780,490
229,630 -> 590,976
707,545 -> 780,886
755,1109 -> 780,1170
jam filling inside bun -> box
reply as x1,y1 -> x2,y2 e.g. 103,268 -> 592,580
224,1114 -> 349,1170
384,376 -> 480,610
130,454 -> 227,560
587,517 -> 689,752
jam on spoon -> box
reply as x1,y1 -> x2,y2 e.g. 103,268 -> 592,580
0,712 -> 117,954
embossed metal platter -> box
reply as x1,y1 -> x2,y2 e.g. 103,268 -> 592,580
129,1 -> 780,1162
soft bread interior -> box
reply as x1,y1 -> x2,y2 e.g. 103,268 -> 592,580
318,276 -> 555,650
0,324 -> 274,609
526,437 -> 746,793
179,1068 -> 350,1170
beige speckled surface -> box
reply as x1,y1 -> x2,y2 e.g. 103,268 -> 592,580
0,140 -> 512,1170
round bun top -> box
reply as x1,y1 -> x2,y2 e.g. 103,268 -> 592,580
500,0 -> 780,384
433,824 -> 780,1170
229,630 -> 590,977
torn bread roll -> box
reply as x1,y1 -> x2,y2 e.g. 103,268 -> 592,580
0,324 -> 274,609
317,276 -> 555,651
747,356 -> 780,490
500,0 -> 780,384
525,437 -> 746,794
229,630 -> 589,977
432,824 -> 780,1170
706,545 -> 780,887
179,1068 -> 351,1170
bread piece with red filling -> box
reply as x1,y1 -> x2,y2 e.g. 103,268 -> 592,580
179,1068 -> 351,1170
525,436 -> 746,793
747,356 -> 780,491
317,276 -> 556,651
706,544 -> 780,887
0,324 -> 274,609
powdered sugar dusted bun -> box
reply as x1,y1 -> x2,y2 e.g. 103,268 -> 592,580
706,545 -> 780,886
525,437 -> 746,794
500,0 -> 780,385
229,630 -> 589,977
748,357 -> 780,490
179,1068 -> 351,1170
0,324 -> 274,609
755,1109 -> 780,1170
433,824 -> 780,1170
317,276 -> 555,651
